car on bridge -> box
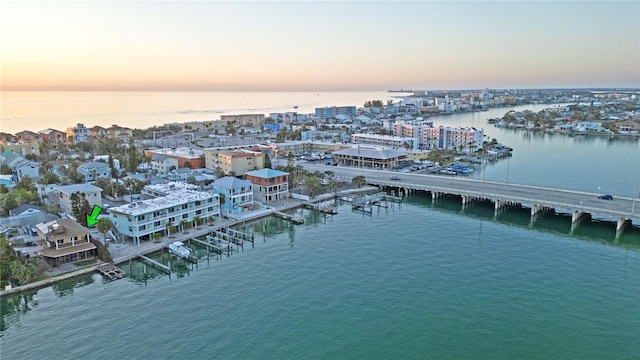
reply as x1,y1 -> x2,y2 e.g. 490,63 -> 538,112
598,194 -> 613,200
390,176 -> 401,181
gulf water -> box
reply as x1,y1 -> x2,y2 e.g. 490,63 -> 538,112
1,92 -> 639,358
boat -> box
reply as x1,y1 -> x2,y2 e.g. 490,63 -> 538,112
168,241 -> 192,258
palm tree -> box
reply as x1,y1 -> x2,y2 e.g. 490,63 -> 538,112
207,216 -> 215,227
152,233 -> 162,243
166,221 -> 176,238
351,175 -> 366,188
193,216 -> 203,229
97,218 -> 113,244
180,220 -> 190,233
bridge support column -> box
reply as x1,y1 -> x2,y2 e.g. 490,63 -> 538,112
494,200 -> 505,218
431,191 -> 440,201
530,205 -> 553,227
570,211 -> 589,234
616,218 -> 631,239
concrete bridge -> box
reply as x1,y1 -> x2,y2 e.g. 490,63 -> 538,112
368,175 -> 639,238
291,161 -> 639,239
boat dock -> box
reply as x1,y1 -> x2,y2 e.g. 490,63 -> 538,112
96,263 -> 126,280
304,202 -> 338,215
138,254 -> 171,274
274,211 -> 304,224
165,243 -> 198,264
189,237 -> 226,255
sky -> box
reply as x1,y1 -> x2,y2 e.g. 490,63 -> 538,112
1,1 -> 639,91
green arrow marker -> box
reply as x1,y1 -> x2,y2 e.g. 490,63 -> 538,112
86,205 -> 103,227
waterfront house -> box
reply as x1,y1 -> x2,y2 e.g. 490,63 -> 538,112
213,176 -> 254,215
615,121 -> 639,134
54,184 -> 103,216
245,168 -> 290,203
36,218 -> 96,265
108,183 -> 220,245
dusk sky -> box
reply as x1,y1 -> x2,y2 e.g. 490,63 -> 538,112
2,1 -> 639,91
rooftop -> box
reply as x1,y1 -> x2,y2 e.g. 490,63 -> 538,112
213,176 -> 253,189
333,145 -> 407,160
57,183 -> 103,194
245,168 -> 289,178
147,147 -> 204,159
109,190 -> 217,216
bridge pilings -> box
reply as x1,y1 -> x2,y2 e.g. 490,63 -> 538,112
570,211 -> 591,234
616,218 -> 631,239
494,200 -> 520,218
530,205 -> 554,227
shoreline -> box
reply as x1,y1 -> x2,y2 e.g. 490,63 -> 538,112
0,187 -> 378,298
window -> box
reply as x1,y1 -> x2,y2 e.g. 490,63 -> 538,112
56,239 -> 64,244
182,214 -> 188,219
154,221 -> 161,227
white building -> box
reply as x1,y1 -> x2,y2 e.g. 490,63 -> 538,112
424,126 -> 484,151
109,182 -> 220,245
351,133 -> 418,150
56,184 -> 103,216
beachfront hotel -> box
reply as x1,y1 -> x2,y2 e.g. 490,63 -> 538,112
108,182 -> 220,245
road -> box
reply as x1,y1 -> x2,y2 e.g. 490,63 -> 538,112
280,159 -> 639,221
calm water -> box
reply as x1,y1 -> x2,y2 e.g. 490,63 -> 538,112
0,91 -> 401,134
1,92 -> 639,358
1,200 -> 639,359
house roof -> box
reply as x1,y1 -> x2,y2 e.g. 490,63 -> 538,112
9,204 -> 42,216
57,183 -> 103,194
213,176 -> 252,189
245,168 -> 289,178
170,168 -> 192,175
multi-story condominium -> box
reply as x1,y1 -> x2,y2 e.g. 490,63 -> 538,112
315,106 -> 357,119
109,182 -> 220,245
204,149 -> 264,176
35,218 -> 96,265
424,126 -> 484,151
56,184 -> 103,215
213,176 -> 254,215
145,148 -> 204,172
245,169 -> 289,203
220,114 -> 265,126
351,133 -> 418,150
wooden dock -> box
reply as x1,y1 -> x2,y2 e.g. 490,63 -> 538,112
138,254 -> 171,274
189,237 -> 225,255
274,211 -> 304,224
164,244 -> 198,264
304,202 -> 338,215
97,263 -> 126,280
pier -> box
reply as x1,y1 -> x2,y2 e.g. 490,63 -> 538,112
138,254 -> 171,274
96,263 -> 126,280
274,211 -> 304,224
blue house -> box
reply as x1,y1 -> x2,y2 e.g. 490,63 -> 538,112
213,176 -> 254,215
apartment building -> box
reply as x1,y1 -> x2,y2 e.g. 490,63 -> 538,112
204,149 -> 264,176
109,182 -> 220,245
351,133 -> 418,150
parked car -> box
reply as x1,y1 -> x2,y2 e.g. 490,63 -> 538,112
598,194 -> 613,200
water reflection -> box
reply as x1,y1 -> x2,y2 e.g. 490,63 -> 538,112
51,274 -> 95,298
405,194 -> 640,250
0,291 -> 37,332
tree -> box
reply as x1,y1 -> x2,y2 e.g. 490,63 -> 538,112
207,216 -> 215,227
70,192 -> 91,226
264,152 -> 272,169
0,164 -> 12,175
123,178 -> 135,202
97,218 -> 113,244
193,215 -> 203,229
153,233 -> 162,243
183,160 -> 191,169
14,177 -> 37,193
166,221 -> 176,238
180,219 -> 190,233
303,175 -> 324,199
351,175 -> 366,188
